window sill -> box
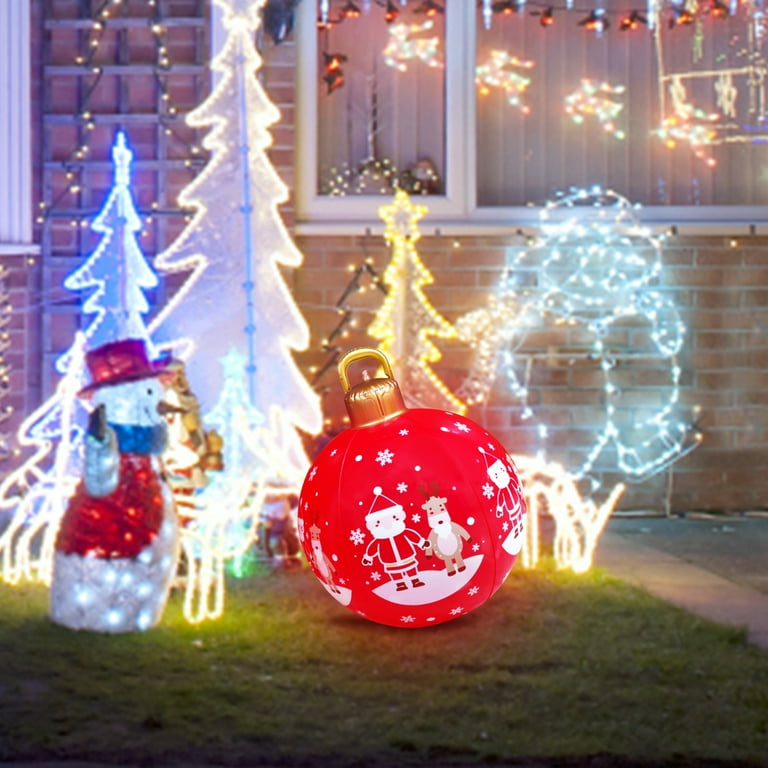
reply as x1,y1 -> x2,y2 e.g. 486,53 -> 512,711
294,206 -> 768,238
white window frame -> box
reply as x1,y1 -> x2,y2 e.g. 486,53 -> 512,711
293,1 -> 768,235
0,0 -> 37,254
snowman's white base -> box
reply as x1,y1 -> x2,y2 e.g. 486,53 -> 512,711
49,518 -> 179,633
502,528 -> 523,555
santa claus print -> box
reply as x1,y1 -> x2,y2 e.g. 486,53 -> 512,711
361,486 -> 430,591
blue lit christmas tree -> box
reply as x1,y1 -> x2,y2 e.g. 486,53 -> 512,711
57,132 -> 158,373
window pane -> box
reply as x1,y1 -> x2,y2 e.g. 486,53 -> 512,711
476,2 -> 768,207
316,1 -> 446,196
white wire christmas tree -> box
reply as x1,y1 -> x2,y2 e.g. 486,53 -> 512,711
181,349 -> 271,623
368,188 -> 465,413
0,132 -> 160,585
0,334 -> 89,584
149,0 -> 321,475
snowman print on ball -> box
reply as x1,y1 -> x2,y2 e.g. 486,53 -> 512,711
50,338 -> 180,633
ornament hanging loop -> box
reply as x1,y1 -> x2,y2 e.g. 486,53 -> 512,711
338,347 -> 394,393
338,348 -> 406,428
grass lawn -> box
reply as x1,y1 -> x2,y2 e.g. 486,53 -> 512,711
0,561 -> 767,767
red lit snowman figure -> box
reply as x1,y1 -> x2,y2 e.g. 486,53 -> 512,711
50,338 -> 181,633
299,348 -> 526,628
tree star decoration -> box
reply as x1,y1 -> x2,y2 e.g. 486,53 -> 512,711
368,189 -> 466,414
457,186 -> 702,485
384,189 -> 426,240
383,19 -> 443,72
475,51 -> 534,114
564,79 -> 626,139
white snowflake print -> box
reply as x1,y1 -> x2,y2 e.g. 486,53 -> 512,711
376,449 -> 395,466
412,513 -> 422,523
330,448 -> 338,457
308,466 -> 318,481
502,520 -> 509,532
454,421 -> 470,433
350,528 -> 366,545
449,606 -> 464,616
401,615 -> 416,623
468,585 -> 479,596
482,483 -> 494,499
371,571 -> 382,581
397,482 -> 408,493
399,428 -> 409,436
472,542 -> 480,552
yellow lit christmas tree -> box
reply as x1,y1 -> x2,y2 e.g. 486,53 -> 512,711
368,189 -> 465,413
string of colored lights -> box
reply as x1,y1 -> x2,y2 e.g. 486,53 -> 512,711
383,18 -> 443,70
564,78 -> 627,139
368,189 -> 466,414
314,0 -> 742,33
475,50 -> 534,113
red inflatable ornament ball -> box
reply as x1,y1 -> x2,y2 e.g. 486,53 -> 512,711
298,348 -> 527,628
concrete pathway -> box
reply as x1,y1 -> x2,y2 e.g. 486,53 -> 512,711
595,519 -> 768,649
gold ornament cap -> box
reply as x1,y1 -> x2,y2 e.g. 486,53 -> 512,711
338,348 -> 407,428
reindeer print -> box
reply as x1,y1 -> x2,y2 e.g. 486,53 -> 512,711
421,484 -> 471,576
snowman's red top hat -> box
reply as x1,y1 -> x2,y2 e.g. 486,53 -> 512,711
79,338 -> 171,396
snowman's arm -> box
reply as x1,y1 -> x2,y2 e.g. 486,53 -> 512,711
84,405 -> 120,498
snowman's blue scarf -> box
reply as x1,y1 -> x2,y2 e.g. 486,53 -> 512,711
110,423 -> 168,455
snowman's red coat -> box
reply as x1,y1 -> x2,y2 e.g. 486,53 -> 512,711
56,452 -> 166,559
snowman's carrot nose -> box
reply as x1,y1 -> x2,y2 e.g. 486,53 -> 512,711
157,400 -> 186,416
